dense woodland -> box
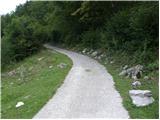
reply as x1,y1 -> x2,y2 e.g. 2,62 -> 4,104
1,1 -> 159,71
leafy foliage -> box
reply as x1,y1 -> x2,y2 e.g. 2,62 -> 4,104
1,1 -> 159,69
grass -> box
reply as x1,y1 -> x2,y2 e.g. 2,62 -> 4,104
1,48 -> 72,119
100,56 -> 159,119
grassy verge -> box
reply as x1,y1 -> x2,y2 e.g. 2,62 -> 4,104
100,57 -> 159,119
1,48 -> 72,119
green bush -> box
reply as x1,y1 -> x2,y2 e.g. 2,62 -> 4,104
81,30 -> 102,49
103,3 -> 158,64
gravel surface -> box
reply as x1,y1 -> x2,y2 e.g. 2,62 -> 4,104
34,44 -> 129,118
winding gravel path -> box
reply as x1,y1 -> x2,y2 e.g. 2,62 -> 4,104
34,44 -> 129,118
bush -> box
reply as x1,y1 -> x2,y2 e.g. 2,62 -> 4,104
81,30 -> 102,49
103,3 -> 158,64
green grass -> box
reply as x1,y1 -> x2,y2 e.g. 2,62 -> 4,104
1,48 -> 72,119
100,58 -> 159,119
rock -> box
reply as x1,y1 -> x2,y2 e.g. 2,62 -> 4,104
119,64 -> 143,79
38,57 -> 44,61
91,51 -> 98,57
123,65 -> 128,70
97,56 -> 102,60
24,95 -> 30,99
82,48 -> 87,54
131,81 -> 141,87
15,101 -> 24,108
8,70 -> 16,76
129,90 -> 154,107
144,76 -> 149,80
57,63 -> 67,69
110,61 -> 114,64
49,66 -> 53,68
119,70 -> 127,76
131,75 -> 138,80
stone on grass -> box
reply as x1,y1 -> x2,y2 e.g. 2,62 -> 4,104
57,63 -> 67,69
144,76 -> 149,80
15,101 -> 24,108
131,81 -> 141,87
91,51 -> 98,57
38,57 -> 44,61
129,90 -> 154,107
123,65 -> 128,70
119,70 -> 127,76
49,65 -> 53,68
110,61 -> 114,64
82,48 -> 87,54
8,70 -> 16,76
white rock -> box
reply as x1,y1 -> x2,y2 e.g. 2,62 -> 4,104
119,70 -> 127,76
123,65 -> 128,70
57,63 -> 67,69
15,102 -> 24,108
132,75 -> 138,80
38,57 -> 44,61
131,81 -> 141,87
144,76 -> 149,80
91,51 -> 98,57
129,90 -> 154,107
110,61 -> 114,64
49,66 -> 53,68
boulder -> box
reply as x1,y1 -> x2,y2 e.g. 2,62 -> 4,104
129,90 -> 154,107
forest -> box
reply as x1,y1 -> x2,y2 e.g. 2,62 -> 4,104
1,1 -> 158,70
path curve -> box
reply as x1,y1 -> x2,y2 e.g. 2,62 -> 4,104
34,44 -> 129,118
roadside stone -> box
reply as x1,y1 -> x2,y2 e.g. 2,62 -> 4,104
49,65 -> 53,68
110,61 -> 114,64
129,90 -> 154,107
119,70 -> 127,76
15,101 -> 24,108
57,63 -> 67,69
8,70 -> 16,76
123,65 -> 128,70
91,51 -> 98,57
119,64 -> 143,79
82,48 -> 87,54
131,81 -> 141,87
144,76 -> 149,80
38,57 -> 44,61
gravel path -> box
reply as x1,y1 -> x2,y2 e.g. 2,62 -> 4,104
34,44 -> 129,118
